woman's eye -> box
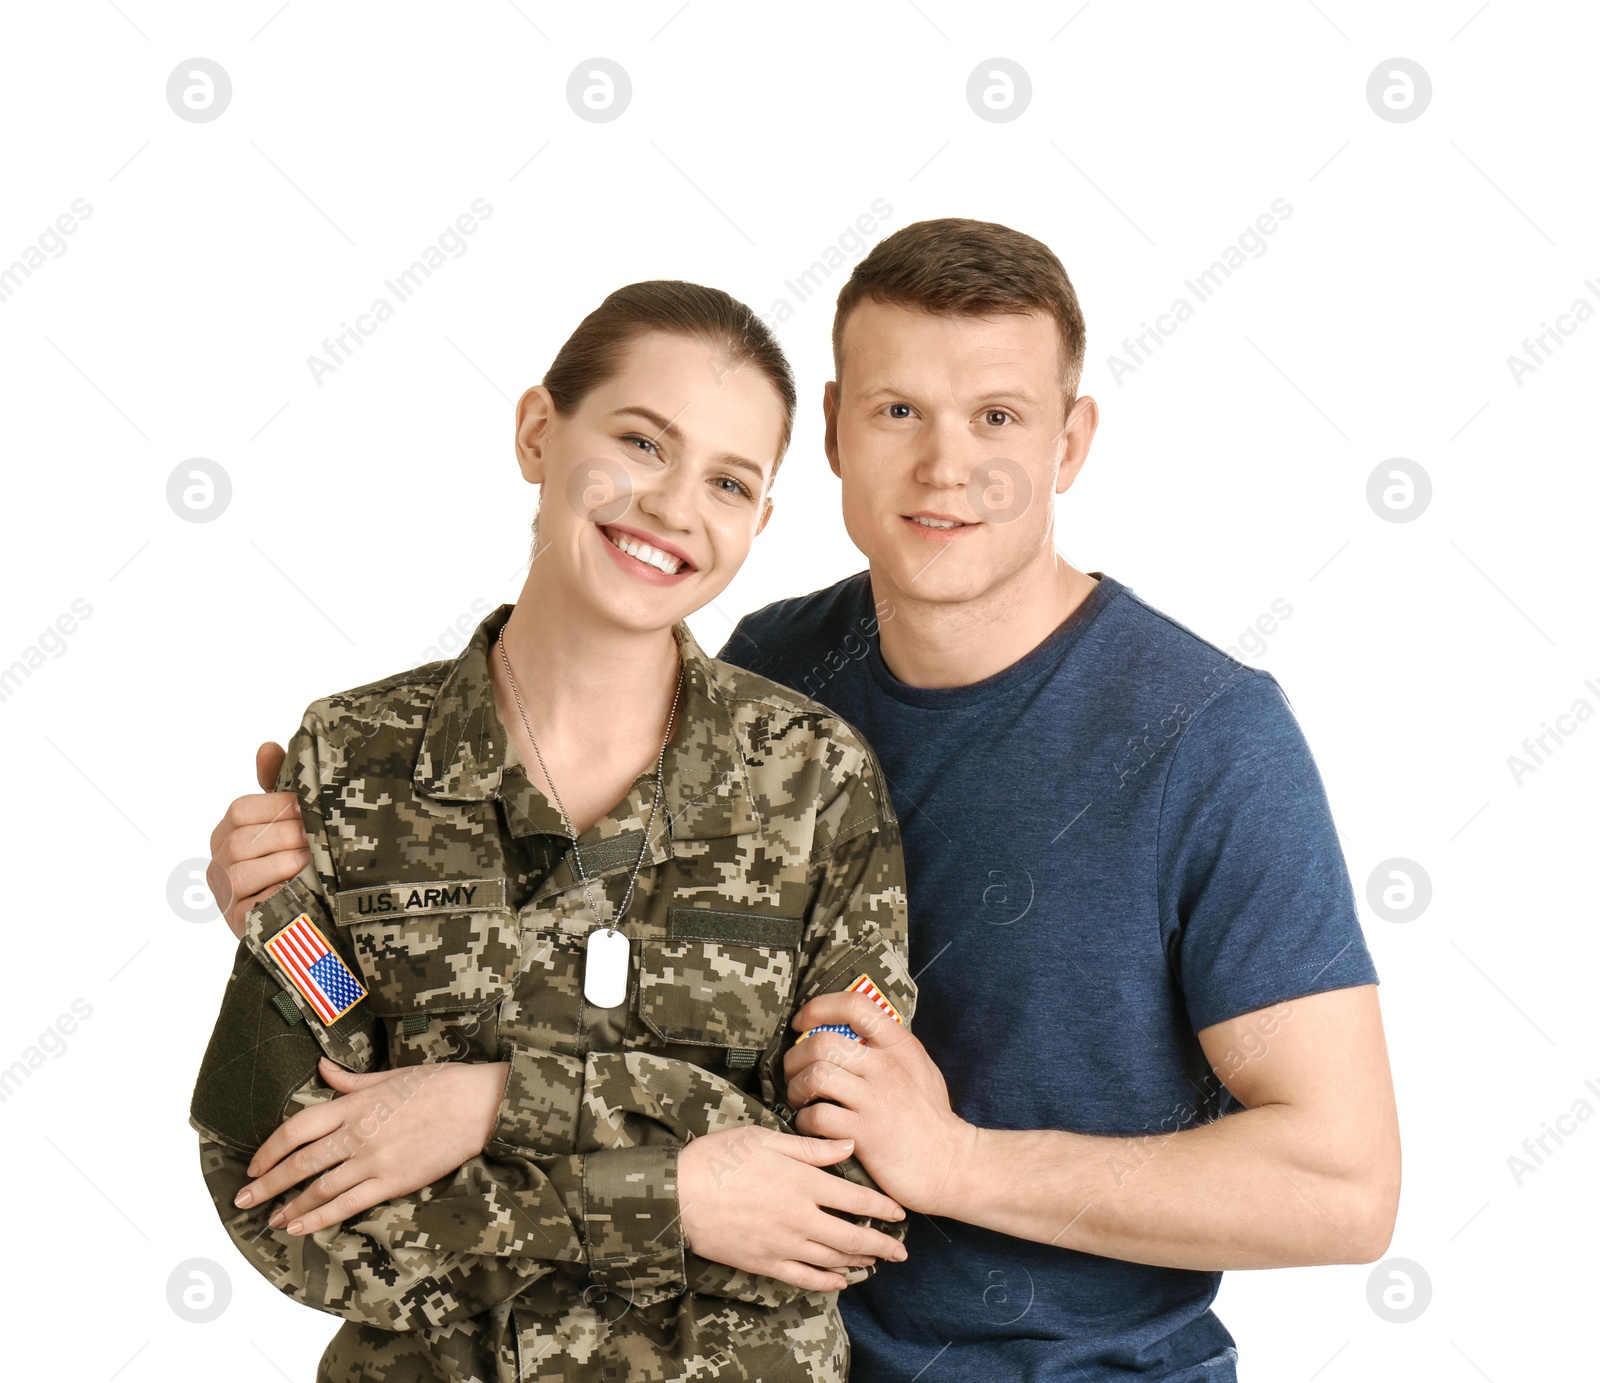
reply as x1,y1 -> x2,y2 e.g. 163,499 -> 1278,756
984,409 -> 1011,426
713,475 -> 752,499
623,433 -> 660,456
888,403 -> 913,419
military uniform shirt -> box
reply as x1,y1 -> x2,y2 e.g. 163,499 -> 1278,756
189,603 -> 916,1383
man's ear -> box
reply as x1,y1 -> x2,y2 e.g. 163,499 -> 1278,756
515,385 -> 557,483
1054,394 -> 1099,496
822,380 -> 842,479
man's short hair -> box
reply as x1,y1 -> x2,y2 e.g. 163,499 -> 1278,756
831,218 -> 1087,403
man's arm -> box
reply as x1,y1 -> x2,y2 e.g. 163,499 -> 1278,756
789,669 -> 1399,1271
788,981 -> 1398,1269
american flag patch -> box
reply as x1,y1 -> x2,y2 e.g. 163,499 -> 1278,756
796,1022 -> 862,1045
266,912 -> 367,1024
796,972 -> 905,1044
847,973 -> 905,1026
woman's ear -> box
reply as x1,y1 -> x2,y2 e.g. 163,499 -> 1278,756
755,494 -> 774,537
515,385 -> 556,483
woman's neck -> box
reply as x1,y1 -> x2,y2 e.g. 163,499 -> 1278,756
494,567 -> 682,756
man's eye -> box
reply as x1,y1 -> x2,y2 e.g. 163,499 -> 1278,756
984,410 -> 1011,426
888,403 -> 912,419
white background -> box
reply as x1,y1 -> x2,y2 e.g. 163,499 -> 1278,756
1,2 -> 1594,1379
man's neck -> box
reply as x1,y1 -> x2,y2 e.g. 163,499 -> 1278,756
872,552 -> 1099,691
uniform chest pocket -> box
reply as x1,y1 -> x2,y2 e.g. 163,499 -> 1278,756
333,879 -> 520,1016
635,907 -> 804,1049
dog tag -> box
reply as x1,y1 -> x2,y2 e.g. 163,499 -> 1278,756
583,927 -> 630,1008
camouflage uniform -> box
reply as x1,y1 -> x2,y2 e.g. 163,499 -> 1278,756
189,603 -> 916,1383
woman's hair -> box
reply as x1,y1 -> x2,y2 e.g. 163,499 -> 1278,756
543,280 -> 797,467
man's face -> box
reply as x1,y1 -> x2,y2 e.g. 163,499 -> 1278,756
826,299 -> 1087,607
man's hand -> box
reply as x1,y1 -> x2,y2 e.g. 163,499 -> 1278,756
231,1056 -> 509,1236
677,1127 -> 908,1293
793,986 -> 1400,1271
784,990 -> 976,1217
209,741 -> 311,940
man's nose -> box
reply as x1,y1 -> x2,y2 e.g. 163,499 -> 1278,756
914,415 -> 977,493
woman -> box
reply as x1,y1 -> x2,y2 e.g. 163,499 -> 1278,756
189,281 -> 917,1382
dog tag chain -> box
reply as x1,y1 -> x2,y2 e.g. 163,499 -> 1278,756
497,631 -> 681,1009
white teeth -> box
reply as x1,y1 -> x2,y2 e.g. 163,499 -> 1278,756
605,528 -> 683,574
912,516 -> 964,529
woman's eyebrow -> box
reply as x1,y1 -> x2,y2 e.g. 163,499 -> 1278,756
612,404 -> 683,443
718,454 -> 768,482
611,406 -> 766,481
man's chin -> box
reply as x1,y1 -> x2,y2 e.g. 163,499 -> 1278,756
868,553 -> 1003,607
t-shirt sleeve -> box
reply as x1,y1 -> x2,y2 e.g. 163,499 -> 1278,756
717,613 -> 769,675
1156,669 -> 1378,1034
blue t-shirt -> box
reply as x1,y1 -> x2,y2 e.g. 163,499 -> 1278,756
719,571 -> 1379,1383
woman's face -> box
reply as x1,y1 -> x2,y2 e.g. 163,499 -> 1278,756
516,330 -> 785,635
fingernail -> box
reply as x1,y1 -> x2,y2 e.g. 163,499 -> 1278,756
268,1209 -> 286,1228
234,1189 -> 253,1207
286,1219 -> 304,1235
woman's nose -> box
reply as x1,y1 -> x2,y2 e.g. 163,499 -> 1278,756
635,469 -> 696,531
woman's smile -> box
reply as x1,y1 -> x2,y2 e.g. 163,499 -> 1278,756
597,520 -> 699,585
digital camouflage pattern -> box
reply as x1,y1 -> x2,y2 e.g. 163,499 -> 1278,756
189,603 -> 917,1382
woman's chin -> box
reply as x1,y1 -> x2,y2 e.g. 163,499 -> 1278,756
573,585 -> 702,637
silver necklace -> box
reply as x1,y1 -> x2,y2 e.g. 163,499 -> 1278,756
496,630 -> 682,1008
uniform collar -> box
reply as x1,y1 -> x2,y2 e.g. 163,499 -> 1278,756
414,603 -> 760,843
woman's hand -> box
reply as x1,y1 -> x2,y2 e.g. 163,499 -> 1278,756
233,1056 -> 510,1235
677,1128 -> 909,1292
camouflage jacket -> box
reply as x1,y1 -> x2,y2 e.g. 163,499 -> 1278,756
189,603 -> 916,1383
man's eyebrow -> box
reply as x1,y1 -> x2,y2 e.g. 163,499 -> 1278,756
855,386 -> 1042,407
611,406 -> 768,482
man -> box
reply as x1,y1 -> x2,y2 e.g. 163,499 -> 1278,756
208,219 -> 1399,1381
